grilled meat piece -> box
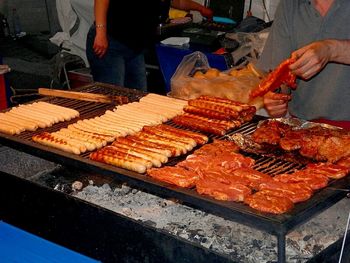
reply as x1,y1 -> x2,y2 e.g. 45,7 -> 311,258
231,167 -> 273,189
200,170 -> 251,186
250,58 -> 297,99
279,129 -> 308,151
177,152 -> 255,174
337,156 -> 350,168
299,134 -> 327,161
317,135 -> 350,163
252,120 -> 292,145
147,166 -> 199,188
258,181 -> 313,203
251,120 -> 350,163
274,171 -> 329,191
244,191 -> 294,214
196,178 -> 252,202
306,162 -> 350,180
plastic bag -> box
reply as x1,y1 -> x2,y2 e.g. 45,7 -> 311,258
170,51 -> 265,109
225,29 -> 270,68
170,51 -> 210,80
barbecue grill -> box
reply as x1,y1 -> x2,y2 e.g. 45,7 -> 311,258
0,83 -> 349,262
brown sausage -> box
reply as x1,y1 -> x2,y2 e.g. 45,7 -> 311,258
155,124 -> 208,145
90,152 -> 147,173
98,147 -> 153,169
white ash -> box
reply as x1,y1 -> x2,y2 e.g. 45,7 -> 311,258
0,146 -> 59,179
72,181 -> 83,191
75,183 -> 350,262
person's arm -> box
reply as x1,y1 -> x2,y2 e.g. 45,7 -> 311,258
171,0 -> 213,19
0,65 -> 10,75
289,39 -> 350,80
93,0 -> 109,58
263,88 -> 291,118
258,0 -> 293,118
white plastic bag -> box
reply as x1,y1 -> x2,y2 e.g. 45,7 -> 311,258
170,51 -> 264,109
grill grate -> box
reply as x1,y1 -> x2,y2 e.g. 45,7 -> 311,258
1,83 -> 349,243
13,83 -> 143,141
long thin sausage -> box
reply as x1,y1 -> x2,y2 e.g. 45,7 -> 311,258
90,152 -> 147,173
112,140 -> 168,163
155,124 -> 208,145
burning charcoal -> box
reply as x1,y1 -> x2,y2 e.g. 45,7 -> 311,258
213,224 -> 232,236
114,184 -> 132,196
121,207 -> 133,217
312,244 -> 323,255
82,185 -> 98,195
72,181 -> 83,191
101,183 -> 111,191
158,201 -> 168,208
72,182 -> 350,262
54,183 -> 72,194
96,184 -> 112,198
252,239 -> 262,248
303,234 -> 313,241
143,220 -> 157,228
158,199 -> 176,208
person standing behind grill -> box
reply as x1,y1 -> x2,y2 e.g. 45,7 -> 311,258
257,0 -> 350,129
86,0 -> 213,91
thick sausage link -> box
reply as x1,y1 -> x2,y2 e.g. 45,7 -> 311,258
90,152 -> 147,174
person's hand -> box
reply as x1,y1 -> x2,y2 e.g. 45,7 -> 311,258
263,91 -> 291,118
289,40 -> 332,80
93,31 -> 108,58
199,7 -> 213,20
0,64 -> 10,75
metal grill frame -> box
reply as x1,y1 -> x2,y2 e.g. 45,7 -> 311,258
0,83 -> 349,262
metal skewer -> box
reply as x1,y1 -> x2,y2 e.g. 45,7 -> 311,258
338,209 -> 350,263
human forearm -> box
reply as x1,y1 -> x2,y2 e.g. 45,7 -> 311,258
329,39 -> 350,64
93,0 -> 109,58
290,39 -> 350,79
172,0 -> 199,11
171,0 -> 213,18
94,0 -> 109,28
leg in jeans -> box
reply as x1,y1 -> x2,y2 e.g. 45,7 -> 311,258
86,26 -> 125,86
86,26 -> 147,91
125,52 -> 147,91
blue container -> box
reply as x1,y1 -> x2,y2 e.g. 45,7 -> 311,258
155,44 -> 228,93
0,221 -> 100,263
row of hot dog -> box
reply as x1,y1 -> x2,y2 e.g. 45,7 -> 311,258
172,96 -> 256,135
32,94 -> 188,155
0,101 -> 79,135
2,93 -> 262,200
30,94 -> 255,170
90,124 -> 208,173
88,95 -> 255,173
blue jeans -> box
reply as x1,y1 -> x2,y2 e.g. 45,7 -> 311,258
86,27 -> 147,91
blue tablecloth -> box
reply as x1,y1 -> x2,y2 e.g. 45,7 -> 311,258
0,221 -> 99,263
